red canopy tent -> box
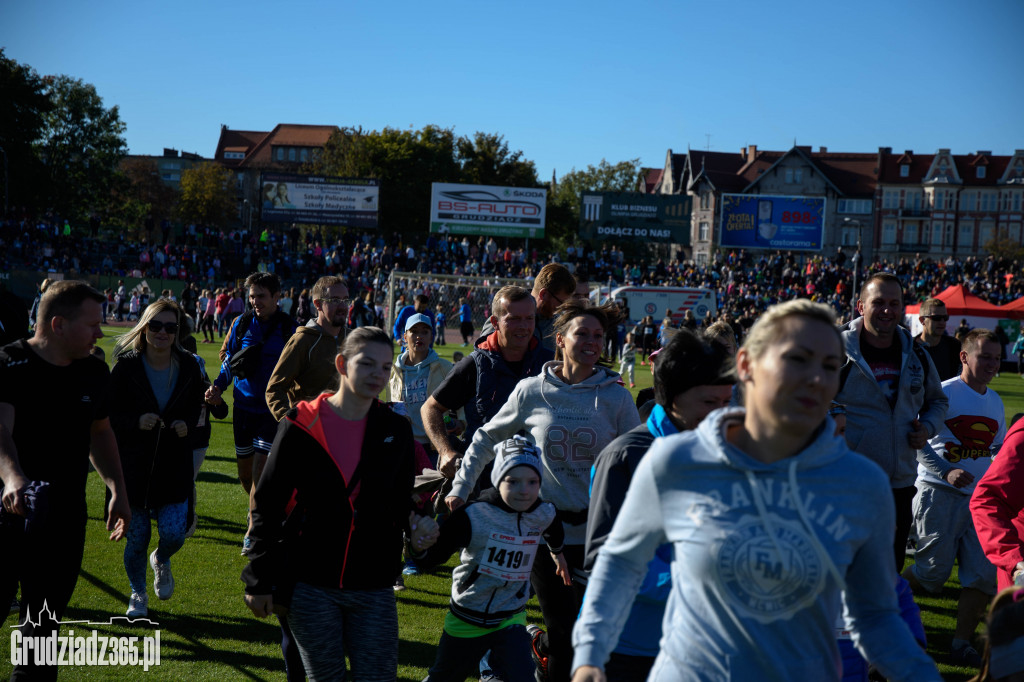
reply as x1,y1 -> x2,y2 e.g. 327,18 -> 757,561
905,284 -> 1004,317
997,296 -> 1024,321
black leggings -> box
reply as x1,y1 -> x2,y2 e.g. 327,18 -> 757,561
531,544 -> 586,682
199,314 -> 215,338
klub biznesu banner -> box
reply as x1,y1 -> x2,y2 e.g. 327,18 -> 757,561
719,194 -> 826,251
579,191 -> 691,244
429,183 -> 546,238
260,173 -> 379,227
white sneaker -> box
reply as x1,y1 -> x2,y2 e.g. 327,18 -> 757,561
150,550 -> 175,600
126,592 -> 148,618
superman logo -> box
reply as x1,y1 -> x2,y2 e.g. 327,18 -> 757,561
944,415 -> 999,462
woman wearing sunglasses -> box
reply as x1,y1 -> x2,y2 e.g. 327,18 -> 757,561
109,299 -> 206,618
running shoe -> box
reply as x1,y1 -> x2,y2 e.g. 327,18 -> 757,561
150,550 -> 175,600
241,536 -> 253,556
126,592 -> 149,618
526,624 -> 548,681
950,643 -> 982,668
393,574 -> 406,592
402,559 -> 420,576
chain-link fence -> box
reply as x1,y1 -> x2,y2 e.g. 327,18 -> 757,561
386,271 -> 530,344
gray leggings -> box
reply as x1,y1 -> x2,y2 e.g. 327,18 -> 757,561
286,582 -> 398,681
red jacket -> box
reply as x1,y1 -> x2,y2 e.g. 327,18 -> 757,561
970,419 -> 1024,591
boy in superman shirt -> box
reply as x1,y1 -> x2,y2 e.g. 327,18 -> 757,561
410,435 -> 569,682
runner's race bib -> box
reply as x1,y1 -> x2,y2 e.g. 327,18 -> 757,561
479,532 -> 540,581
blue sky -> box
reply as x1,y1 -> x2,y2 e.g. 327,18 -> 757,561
3,0 -> 1021,181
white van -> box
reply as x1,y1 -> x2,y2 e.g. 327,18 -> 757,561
610,286 -> 717,326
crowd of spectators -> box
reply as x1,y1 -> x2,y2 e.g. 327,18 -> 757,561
4,212 -> 1024,329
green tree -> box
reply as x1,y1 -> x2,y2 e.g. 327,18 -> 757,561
0,49 -> 52,216
546,158 -> 642,251
35,75 -> 127,222
177,163 -> 234,228
315,125 -> 462,235
986,229 -> 1024,262
457,132 -> 538,187
108,158 -> 179,237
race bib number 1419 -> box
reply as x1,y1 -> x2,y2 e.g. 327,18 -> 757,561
478,533 -> 539,581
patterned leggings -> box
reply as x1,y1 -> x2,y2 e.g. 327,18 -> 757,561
124,502 -> 187,595
286,582 -> 398,681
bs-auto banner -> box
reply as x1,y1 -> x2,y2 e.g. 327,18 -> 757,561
261,173 -> 379,228
579,192 -> 691,244
429,183 -> 547,238
719,194 -> 826,251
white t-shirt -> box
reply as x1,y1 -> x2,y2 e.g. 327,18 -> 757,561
917,376 -> 1006,495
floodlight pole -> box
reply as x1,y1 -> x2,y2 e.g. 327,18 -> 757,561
845,217 -> 863,310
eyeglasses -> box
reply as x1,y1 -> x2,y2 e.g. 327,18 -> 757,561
320,297 -> 351,307
922,315 -> 949,322
147,321 -> 179,334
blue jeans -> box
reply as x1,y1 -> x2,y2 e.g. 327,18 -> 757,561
426,625 -> 534,682
123,502 -> 187,594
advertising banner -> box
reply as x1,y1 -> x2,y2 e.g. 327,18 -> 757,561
260,172 -> 379,228
719,194 -> 826,251
429,183 -> 546,238
579,192 -> 691,244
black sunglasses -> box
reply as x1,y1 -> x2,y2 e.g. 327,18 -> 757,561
148,320 -> 179,334
922,315 -> 949,322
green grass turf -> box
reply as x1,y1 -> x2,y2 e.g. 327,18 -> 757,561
1,327 -> 1020,679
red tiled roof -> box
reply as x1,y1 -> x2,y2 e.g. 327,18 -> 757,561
955,152 -> 1011,187
878,149 -> 935,184
641,167 -> 663,193
243,124 -> 339,167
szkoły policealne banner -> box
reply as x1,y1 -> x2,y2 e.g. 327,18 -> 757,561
719,194 -> 825,251
429,183 -> 547,238
260,173 -> 380,228
579,192 -> 691,244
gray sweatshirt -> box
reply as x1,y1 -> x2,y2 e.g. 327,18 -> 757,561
451,361 -> 640,545
837,318 -> 950,488
572,407 -> 941,682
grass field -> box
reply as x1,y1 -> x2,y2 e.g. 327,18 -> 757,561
3,326 -> 1022,680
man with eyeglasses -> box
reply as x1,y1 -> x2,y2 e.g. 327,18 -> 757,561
916,298 -> 962,381
479,263 -> 576,353
266,276 -> 348,422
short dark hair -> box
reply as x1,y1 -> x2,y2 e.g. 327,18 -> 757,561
533,263 -> 576,298
414,294 -> 430,306
653,329 -> 735,407
859,272 -> 903,303
312,276 -> 345,302
491,286 -> 534,319
244,272 -> 281,296
962,328 -> 999,355
37,281 -> 105,327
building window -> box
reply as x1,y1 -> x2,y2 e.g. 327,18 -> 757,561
784,168 -> 793,183
980,222 -> 994,246
301,148 -> 309,162
900,164 -> 910,177
276,148 -> 284,161
883,191 -> 898,210
962,193 -> 976,212
223,151 -> 244,160
883,223 -> 896,244
1014,193 -> 1021,212
700,191 -> 710,210
288,148 -> 296,162
696,252 -> 707,266
699,222 -> 709,241
932,223 -> 943,245
945,224 -> 953,246
961,222 -> 974,248
794,168 -> 803,183
981,193 -> 995,212
977,166 -> 986,179
838,199 -> 872,214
